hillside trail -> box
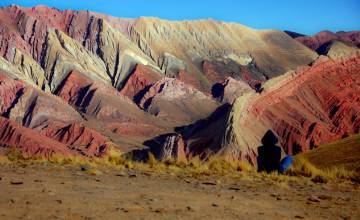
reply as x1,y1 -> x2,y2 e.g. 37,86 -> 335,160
0,163 -> 359,220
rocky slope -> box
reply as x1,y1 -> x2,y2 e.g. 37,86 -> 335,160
0,5 -> 358,163
149,55 -> 360,164
316,40 -> 359,59
288,30 -> 360,53
0,5 -> 317,93
193,55 -> 360,164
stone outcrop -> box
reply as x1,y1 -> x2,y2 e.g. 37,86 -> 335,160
143,133 -> 186,161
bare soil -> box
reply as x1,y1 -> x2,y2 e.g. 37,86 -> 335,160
0,163 -> 359,220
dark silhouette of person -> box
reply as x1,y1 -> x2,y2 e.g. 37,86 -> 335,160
257,130 -> 293,173
257,130 -> 282,173
254,83 -> 264,94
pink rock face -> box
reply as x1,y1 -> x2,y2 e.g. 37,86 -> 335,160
39,122 -> 108,157
0,71 -> 110,157
0,73 -> 24,115
0,5 -> 64,61
55,70 -> 94,107
295,31 -> 360,51
249,56 -> 360,154
119,64 -> 163,100
55,69 -> 168,140
0,116 -> 74,157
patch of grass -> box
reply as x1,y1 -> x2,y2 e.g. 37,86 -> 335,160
289,155 -> 358,182
147,152 -> 157,168
1,145 -> 358,185
84,167 -> 103,176
0,155 -> 10,164
302,134 -> 360,171
5,147 -> 27,161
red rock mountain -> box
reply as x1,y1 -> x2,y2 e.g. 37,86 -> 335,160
286,30 -> 360,54
0,5 -> 358,163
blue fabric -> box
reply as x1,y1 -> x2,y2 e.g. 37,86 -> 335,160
279,156 -> 293,173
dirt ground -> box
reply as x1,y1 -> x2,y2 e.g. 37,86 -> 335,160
0,163 -> 359,220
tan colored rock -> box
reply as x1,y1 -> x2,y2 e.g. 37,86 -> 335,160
8,48 -> 48,90
139,78 -> 219,124
318,40 -> 360,59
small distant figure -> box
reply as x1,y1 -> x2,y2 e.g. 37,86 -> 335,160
254,83 -> 264,94
257,130 -> 293,174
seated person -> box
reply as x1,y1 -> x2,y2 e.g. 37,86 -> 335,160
257,130 -> 293,173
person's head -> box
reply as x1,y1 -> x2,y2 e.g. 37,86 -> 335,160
261,130 -> 279,146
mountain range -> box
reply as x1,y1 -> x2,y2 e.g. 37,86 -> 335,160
0,5 -> 359,164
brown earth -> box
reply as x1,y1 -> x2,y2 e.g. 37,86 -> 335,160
0,162 -> 358,220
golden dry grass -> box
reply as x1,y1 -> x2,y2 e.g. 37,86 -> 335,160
0,144 -> 358,184
289,155 -> 358,183
302,134 -> 360,171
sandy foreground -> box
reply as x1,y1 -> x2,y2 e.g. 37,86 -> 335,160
0,163 -> 359,220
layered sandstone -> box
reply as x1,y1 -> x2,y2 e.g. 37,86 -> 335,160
221,56 -> 360,163
0,71 -> 110,157
0,116 -> 73,157
119,64 -> 163,100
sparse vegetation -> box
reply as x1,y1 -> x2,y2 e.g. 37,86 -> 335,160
289,155 -> 358,182
0,145 -> 358,185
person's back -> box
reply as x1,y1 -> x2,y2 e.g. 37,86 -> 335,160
257,145 -> 281,173
257,130 -> 282,173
